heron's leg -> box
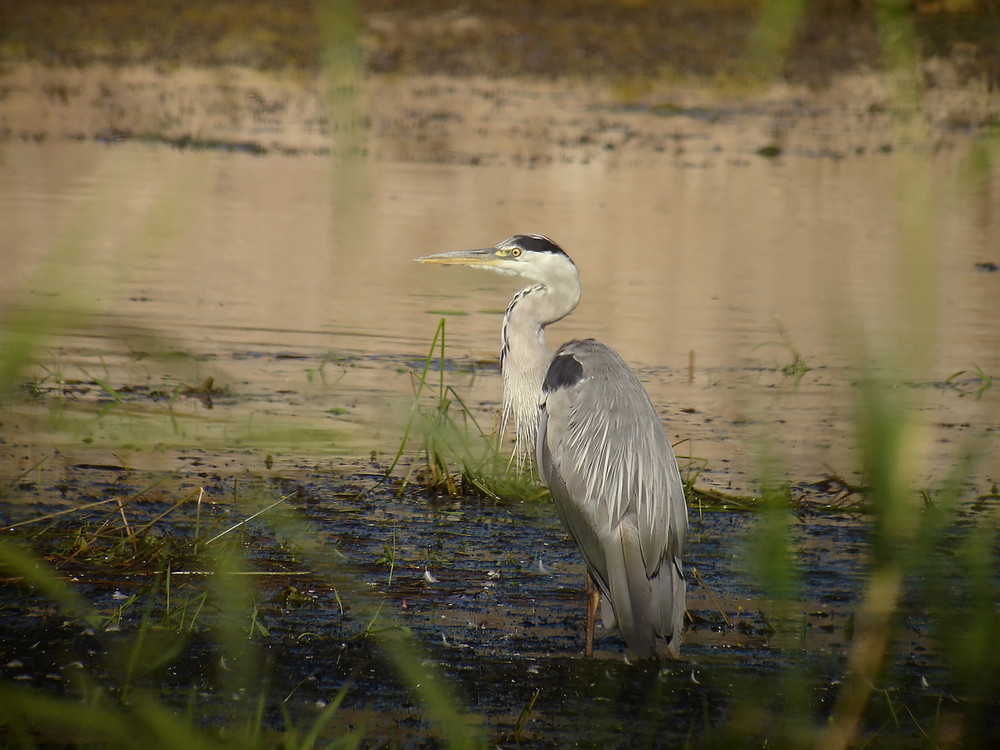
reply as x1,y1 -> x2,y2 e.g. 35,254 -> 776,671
584,572 -> 599,658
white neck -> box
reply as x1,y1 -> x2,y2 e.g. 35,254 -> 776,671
500,267 -> 581,463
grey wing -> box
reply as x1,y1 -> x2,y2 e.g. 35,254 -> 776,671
537,338 -> 687,657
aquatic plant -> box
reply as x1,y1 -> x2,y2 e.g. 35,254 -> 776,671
0,478 -> 488,749
752,326 -> 813,387
945,364 -> 993,400
390,316 -> 543,503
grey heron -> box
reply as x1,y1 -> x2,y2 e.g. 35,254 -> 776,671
415,234 -> 687,660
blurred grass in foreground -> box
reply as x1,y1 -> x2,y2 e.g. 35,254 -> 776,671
2,1 -> 999,749
737,2 -> 1000,748
1,1 -> 483,747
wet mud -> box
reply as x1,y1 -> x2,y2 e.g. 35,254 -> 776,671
3,1 -> 999,159
0,458 -> 965,746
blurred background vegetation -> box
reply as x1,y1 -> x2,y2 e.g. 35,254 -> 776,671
0,0 -> 996,85
1,1 -> 999,748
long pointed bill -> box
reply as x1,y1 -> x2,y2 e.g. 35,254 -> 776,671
414,248 -> 499,267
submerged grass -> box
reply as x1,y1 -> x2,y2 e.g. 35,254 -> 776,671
1,479 -> 487,749
395,319 -> 777,512
392,320 -> 874,516
391,317 -> 542,504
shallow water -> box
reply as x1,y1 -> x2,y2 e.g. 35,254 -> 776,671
1,81 -> 997,491
1,66 -> 999,744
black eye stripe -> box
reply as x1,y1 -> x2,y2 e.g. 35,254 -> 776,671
501,234 -> 568,256
516,234 -> 564,254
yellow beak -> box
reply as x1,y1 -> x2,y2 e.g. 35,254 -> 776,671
414,248 -> 500,267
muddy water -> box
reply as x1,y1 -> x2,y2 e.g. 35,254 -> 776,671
1,68 -> 999,744
2,76 -> 998,489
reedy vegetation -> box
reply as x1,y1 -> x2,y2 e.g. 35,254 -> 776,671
2,1 -> 1000,748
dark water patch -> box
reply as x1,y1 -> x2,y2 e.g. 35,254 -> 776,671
3,419 -> 999,739
90,127 -> 331,156
5,454 -> 990,745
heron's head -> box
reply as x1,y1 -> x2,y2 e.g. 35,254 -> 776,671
415,234 -> 578,287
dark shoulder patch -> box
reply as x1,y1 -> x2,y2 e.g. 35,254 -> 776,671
543,352 -> 584,393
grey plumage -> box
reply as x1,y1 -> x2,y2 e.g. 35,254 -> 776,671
538,339 -> 686,658
415,234 -> 687,659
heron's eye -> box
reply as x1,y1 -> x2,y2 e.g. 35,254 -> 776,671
510,247 -> 522,257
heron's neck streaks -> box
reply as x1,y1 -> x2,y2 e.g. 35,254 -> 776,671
500,273 -> 581,464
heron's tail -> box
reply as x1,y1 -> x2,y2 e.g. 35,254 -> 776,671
651,556 -> 685,659
604,523 -> 686,660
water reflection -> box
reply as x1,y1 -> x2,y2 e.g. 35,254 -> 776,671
0,75 -> 997,493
